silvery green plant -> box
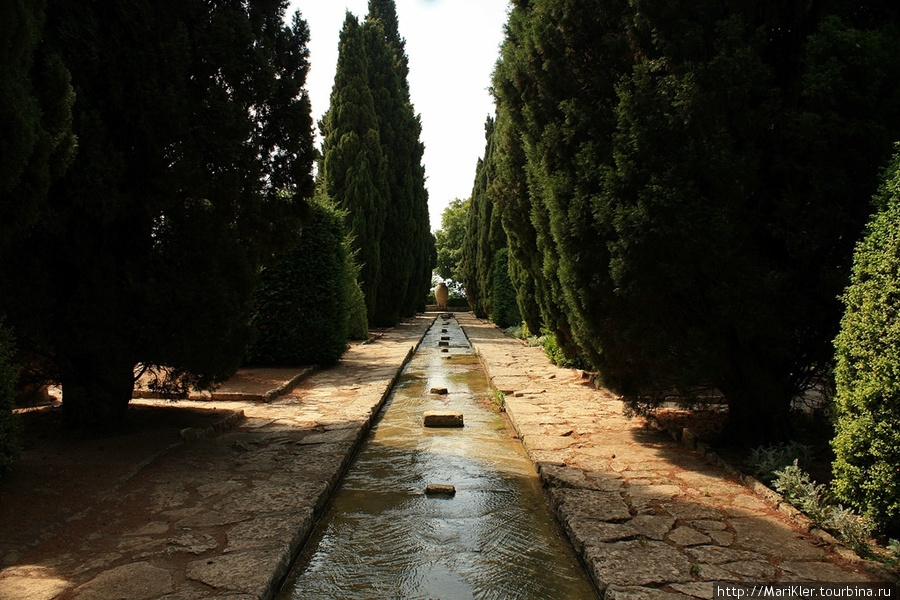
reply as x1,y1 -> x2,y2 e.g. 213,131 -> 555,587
748,442 -> 814,483
773,460 -> 872,556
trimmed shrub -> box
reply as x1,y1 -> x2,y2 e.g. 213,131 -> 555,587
541,329 -> 590,370
447,296 -> 470,308
247,200 -> 350,366
832,151 -> 900,536
344,243 -> 369,341
491,248 -> 520,328
0,323 -> 22,477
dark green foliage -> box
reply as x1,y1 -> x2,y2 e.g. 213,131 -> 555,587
248,200 -> 350,366
461,117 -> 507,319
0,0 -> 76,247
446,297 -> 470,308
320,2 -> 432,326
0,323 -> 22,477
434,198 -> 469,284
366,1 -> 432,323
604,2 -> 900,442
2,0 -> 315,430
491,248 -> 520,329
832,152 -> 900,536
488,0 -> 900,443
365,16 -> 410,326
489,108 -> 543,336
321,12 -> 388,322
492,0 -> 618,362
343,238 -> 369,341
541,329 -> 589,371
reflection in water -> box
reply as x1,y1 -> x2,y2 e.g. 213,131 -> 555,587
278,316 -> 599,600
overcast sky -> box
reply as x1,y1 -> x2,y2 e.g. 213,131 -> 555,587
287,0 -> 511,231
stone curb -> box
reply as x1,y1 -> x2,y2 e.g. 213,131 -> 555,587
260,367 -> 317,403
132,366 -> 318,403
653,418 -> 899,585
178,408 -> 246,441
115,408 -> 247,486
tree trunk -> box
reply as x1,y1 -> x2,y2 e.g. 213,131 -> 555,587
58,352 -> 135,433
719,374 -> 794,447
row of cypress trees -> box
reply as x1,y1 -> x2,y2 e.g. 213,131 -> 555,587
460,0 -> 900,536
463,0 -> 900,449
320,1 -> 433,328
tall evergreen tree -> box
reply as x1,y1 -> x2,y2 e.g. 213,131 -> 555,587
603,0 -> 900,442
0,0 -> 76,249
1,0 -> 315,430
491,0 -> 900,442
492,0 -> 623,355
366,0 -> 432,321
364,17 -> 411,326
320,12 -> 389,322
461,117 -> 507,319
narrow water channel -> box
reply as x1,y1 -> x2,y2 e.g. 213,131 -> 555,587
277,315 -> 599,600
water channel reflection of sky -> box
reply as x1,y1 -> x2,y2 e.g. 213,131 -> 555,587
278,316 -> 599,600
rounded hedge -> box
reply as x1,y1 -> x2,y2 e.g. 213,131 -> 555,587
832,150 -> 900,536
247,200 -> 351,366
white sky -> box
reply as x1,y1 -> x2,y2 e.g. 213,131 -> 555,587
287,0 -> 511,232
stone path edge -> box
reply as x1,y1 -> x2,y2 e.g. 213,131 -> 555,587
649,418 -> 899,585
458,313 -> 897,597
112,408 -> 248,488
261,315 -> 434,600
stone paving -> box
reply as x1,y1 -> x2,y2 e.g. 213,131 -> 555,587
458,313 -> 897,598
2,311 -> 897,600
0,315 -> 432,600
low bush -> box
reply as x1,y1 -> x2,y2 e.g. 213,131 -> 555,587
774,461 -> 873,555
247,200 -> 350,366
541,329 -> 590,370
747,442 -> 814,484
343,245 -> 368,341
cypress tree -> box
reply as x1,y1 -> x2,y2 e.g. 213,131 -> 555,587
603,1 -> 900,442
491,0 -> 900,443
461,117 -> 509,320
488,106 -> 542,335
2,0 -> 315,430
363,17 -> 410,326
0,0 -> 76,248
491,0 -> 622,358
366,0 -> 432,321
321,12 -> 389,322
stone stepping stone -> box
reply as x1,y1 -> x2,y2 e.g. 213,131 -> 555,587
423,411 -> 464,427
430,387 -> 449,395
438,341 -> 449,347
440,336 -> 450,341
425,483 -> 456,497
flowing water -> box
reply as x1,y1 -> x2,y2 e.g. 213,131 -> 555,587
277,315 -> 599,600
